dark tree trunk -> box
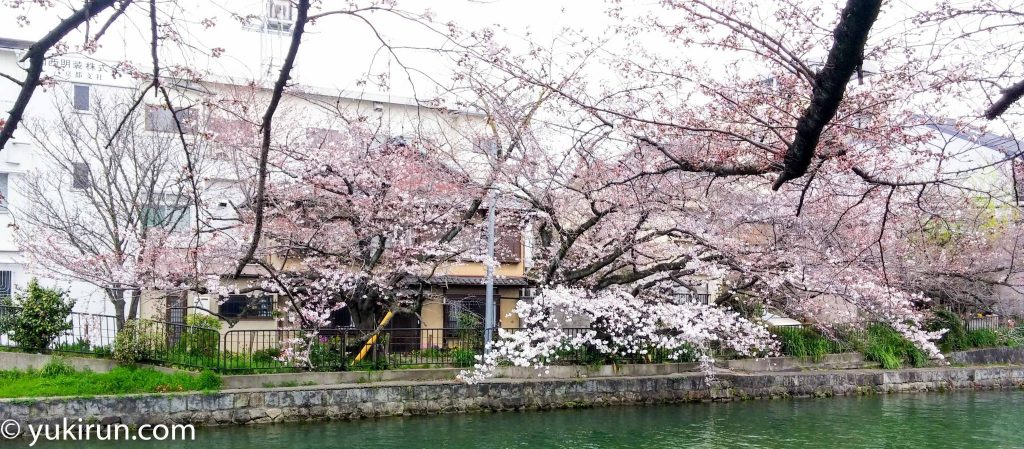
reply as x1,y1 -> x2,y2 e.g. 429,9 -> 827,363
108,287 -> 126,330
127,289 -> 141,323
772,0 -> 883,190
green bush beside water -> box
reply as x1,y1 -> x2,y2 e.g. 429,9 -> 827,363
0,358 -> 220,398
928,310 -> 970,352
773,327 -> 835,362
927,311 -> 1022,351
861,323 -> 928,369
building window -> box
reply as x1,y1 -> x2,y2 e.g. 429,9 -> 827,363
142,202 -> 191,232
0,173 -> 8,212
145,105 -> 197,133
443,295 -> 492,337
73,84 -> 90,111
0,271 -> 10,297
219,294 -> 274,319
495,226 -> 522,263
72,162 -> 91,189
266,0 -> 294,33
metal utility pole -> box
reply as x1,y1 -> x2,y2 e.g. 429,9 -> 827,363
484,143 -> 498,354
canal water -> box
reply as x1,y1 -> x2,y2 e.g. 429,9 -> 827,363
33,390 -> 1024,448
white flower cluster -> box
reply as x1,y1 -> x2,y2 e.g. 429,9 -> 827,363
458,286 -> 776,383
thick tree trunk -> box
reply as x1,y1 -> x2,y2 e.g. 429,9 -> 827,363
108,287 -> 126,330
127,289 -> 141,322
771,0 -> 883,190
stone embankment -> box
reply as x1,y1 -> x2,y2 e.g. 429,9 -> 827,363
1,349 -> 1022,427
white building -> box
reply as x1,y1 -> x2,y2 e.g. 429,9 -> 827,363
0,0 -> 483,318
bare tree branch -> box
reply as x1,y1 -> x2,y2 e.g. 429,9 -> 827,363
234,0 -> 311,278
984,78 -> 1024,119
0,0 -> 119,151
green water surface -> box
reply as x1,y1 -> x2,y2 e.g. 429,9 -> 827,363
27,390 -> 1024,448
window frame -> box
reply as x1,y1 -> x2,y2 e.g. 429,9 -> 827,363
0,173 -> 8,212
145,105 -> 197,134
72,84 -> 91,112
71,162 -> 91,190
142,200 -> 192,232
0,271 -> 10,298
442,295 -> 493,337
265,0 -> 295,33
218,294 -> 275,320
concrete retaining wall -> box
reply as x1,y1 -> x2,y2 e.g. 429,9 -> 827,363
223,363 -> 701,389
947,347 -> 1024,366
3,366 -> 1022,428
0,352 -> 119,373
724,352 -> 874,372
0,352 -> 179,374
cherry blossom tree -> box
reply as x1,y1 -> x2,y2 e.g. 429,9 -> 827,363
13,88 -> 229,326
440,0 -> 1024,375
2,0 -> 1022,363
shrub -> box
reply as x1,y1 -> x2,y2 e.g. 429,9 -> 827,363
862,323 -> 928,369
0,279 -> 74,353
309,335 -> 348,371
419,347 -> 443,359
179,314 -> 221,358
650,343 -> 699,364
966,328 -> 1000,348
995,326 -> 1024,348
92,345 -> 113,358
252,347 -> 282,365
54,339 -> 92,353
927,310 -> 969,352
113,320 -> 163,365
452,348 -> 479,367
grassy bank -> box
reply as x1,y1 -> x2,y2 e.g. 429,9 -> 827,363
0,358 -> 220,398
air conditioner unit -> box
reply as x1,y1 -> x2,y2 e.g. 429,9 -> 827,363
520,288 -> 540,301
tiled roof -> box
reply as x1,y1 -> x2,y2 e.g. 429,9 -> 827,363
405,275 -> 532,287
0,37 -> 32,50
920,117 -> 1023,156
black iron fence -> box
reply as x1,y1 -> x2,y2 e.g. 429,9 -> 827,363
3,307 -> 1020,374
0,305 -> 119,355
214,327 -> 489,373
0,311 -> 875,373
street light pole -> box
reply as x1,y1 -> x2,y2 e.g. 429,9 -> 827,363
484,144 -> 497,354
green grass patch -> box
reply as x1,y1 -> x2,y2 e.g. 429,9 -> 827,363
0,358 -> 221,398
966,328 -> 1001,348
772,326 -> 847,362
928,310 -> 970,352
861,323 -> 929,369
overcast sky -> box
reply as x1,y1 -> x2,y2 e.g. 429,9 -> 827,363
0,0 -> 626,100
1,0 -> 1015,134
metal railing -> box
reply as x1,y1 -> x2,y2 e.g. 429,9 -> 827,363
215,327 -> 488,373
0,305 -> 119,355
5,308 -> 1019,374
131,319 -> 223,370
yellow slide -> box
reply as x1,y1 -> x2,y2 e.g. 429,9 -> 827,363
353,310 -> 394,362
